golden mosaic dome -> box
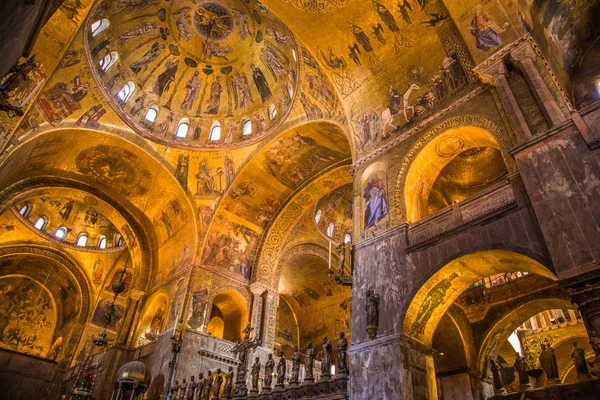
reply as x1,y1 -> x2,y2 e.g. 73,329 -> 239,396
85,0 -> 299,149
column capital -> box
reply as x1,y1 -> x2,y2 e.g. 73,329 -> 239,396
474,59 -> 507,86
249,281 -> 270,296
509,41 -> 537,64
129,289 -> 145,301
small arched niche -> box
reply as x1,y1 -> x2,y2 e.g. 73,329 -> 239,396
404,126 -> 508,223
207,290 -> 248,342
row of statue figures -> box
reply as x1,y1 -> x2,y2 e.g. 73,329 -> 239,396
171,367 -> 232,400
490,342 -> 593,394
169,331 -> 348,400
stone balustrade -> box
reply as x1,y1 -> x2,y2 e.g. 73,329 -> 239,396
407,178 -> 517,249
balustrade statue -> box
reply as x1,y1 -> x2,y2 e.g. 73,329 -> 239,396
263,353 -> 275,391
320,337 -> 332,381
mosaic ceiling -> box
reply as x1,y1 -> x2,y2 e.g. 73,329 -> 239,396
85,0 -> 299,149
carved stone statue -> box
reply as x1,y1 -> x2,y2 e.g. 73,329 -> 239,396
188,376 -> 197,400
540,343 -> 561,384
366,290 -> 380,340
211,368 -> 223,400
196,373 -> 204,400
179,378 -> 188,400
275,350 -> 286,388
171,379 -> 180,400
320,336 -> 332,380
489,359 -> 506,395
202,371 -> 213,400
222,367 -> 233,399
571,342 -> 590,378
513,352 -> 531,390
304,342 -> 314,382
337,332 -> 348,375
263,353 -> 274,391
336,243 -> 346,276
290,346 -> 301,385
250,357 -> 261,393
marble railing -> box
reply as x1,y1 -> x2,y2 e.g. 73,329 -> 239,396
408,179 -> 516,248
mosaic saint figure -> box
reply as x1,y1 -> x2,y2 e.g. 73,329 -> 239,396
158,112 -> 174,136
130,97 -> 145,116
181,71 -> 201,111
410,273 -> 458,337
205,76 -> 222,114
260,47 -> 285,82
349,22 -> 373,53
130,42 -> 164,74
113,0 -> 159,14
154,59 -> 180,98
251,64 -> 271,102
373,1 -> 399,32
470,4 -> 507,51
363,176 -> 388,229
118,22 -> 158,45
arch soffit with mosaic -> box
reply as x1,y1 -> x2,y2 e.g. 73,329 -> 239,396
0,244 -> 92,327
392,115 -> 513,225
401,249 -> 557,348
476,296 -> 573,376
254,164 -> 352,288
278,242 -> 339,275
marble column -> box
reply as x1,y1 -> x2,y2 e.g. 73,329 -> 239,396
475,59 -> 532,142
117,289 -> 144,345
510,42 -> 565,127
249,283 -> 267,341
261,290 -> 279,349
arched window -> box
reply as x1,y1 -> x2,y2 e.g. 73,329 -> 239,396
241,118 -> 252,136
55,227 -> 67,239
34,216 -> 47,230
327,222 -> 334,237
114,233 -> 123,247
315,209 -> 322,224
91,19 -> 110,37
99,51 -> 118,72
209,121 -> 221,141
344,233 -> 352,244
268,103 -> 277,120
145,104 -> 159,122
76,233 -> 88,247
117,81 -> 135,103
98,235 -> 107,249
287,82 -> 294,99
19,204 -> 31,217
175,118 -> 189,138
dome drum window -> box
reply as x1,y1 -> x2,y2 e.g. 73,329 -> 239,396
76,233 -> 88,247
117,81 -> 135,104
209,121 -> 221,141
242,118 -> 252,136
55,227 -> 68,240
99,51 -> 118,72
34,217 -> 48,230
91,19 -> 110,37
145,105 -> 159,123
175,118 -> 189,138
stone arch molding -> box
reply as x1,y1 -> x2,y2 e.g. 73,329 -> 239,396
278,242 -> 340,274
253,164 -> 352,288
393,115 -> 513,224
